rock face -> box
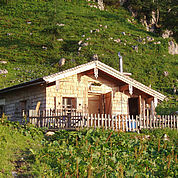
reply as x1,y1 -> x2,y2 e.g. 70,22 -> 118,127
168,41 -> 178,55
97,0 -> 104,10
59,58 -> 66,66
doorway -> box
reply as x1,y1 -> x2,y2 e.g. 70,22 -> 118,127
0,105 -> 4,118
88,92 -> 112,115
128,97 -> 139,117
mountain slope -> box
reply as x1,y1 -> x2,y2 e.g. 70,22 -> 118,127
0,0 -> 177,113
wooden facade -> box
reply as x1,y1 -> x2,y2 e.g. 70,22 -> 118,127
0,61 -> 166,122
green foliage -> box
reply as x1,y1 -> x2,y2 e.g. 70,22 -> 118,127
124,0 -> 178,41
0,119 -> 44,177
0,0 -> 177,113
26,128 -> 177,177
0,119 -> 177,177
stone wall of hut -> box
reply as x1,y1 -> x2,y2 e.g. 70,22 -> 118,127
0,84 -> 46,121
46,73 -> 129,115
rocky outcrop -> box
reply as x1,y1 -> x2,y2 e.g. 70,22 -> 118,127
88,0 -> 104,10
168,41 -> 178,55
97,0 -> 104,10
140,10 -> 159,32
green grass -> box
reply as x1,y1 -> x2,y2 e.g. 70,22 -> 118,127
0,117 -> 44,177
0,0 -> 177,113
0,117 -> 177,177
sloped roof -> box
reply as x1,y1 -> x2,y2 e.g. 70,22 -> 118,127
0,61 -> 166,101
43,61 -> 166,101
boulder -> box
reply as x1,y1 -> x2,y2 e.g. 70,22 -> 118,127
97,0 -> 104,10
0,69 -> 8,74
92,54 -> 98,61
168,41 -> 178,55
132,45 -> 138,52
59,58 -> 66,66
163,71 -> 169,77
56,23 -> 65,26
114,38 -> 121,43
162,30 -> 173,39
57,39 -> 63,41
81,42 -> 89,47
0,61 -> 7,64
45,131 -> 55,136
78,40 -> 83,45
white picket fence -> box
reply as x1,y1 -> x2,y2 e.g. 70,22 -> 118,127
29,110 -> 178,131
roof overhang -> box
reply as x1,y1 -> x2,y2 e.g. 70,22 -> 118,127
0,61 -> 166,101
43,61 -> 166,101
0,78 -> 45,94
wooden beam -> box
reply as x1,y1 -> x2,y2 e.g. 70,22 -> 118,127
150,100 -> 155,118
119,85 -> 129,92
143,99 -> 145,118
138,95 -> 142,115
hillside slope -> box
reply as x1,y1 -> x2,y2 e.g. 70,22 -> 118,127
0,0 -> 177,113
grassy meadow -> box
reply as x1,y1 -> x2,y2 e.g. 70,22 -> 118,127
0,0 -> 177,114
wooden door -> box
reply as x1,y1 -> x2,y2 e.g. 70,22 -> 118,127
129,97 -> 139,117
88,94 -> 100,115
0,106 -> 4,118
104,91 -> 112,115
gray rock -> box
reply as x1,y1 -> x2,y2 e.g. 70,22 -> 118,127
0,61 -> 7,64
162,30 -> 173,39
114,38 -> 121,43
42,46 -> 47,50
122,32 -> 126,35
59,58 -> 66,66
162,134 -> 170,141
81,42 -> 89,47
168,41 -> 178,55
78,40 -> 83,45
164,71 -> 169,77
46,131 -> 55,136
0,69 -> 8,74
147,36 -> 154,42
154,41 -> 161,44
132,45 -> 138,52
57,38 -> 63,42
56,23 -> 65,26
92,54 -> 98,61
98,0 -> 104,10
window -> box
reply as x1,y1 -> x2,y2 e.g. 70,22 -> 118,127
62,97 -> 77,113
20,100 -> 27,116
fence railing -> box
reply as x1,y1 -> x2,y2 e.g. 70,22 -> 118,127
28,110 -> 178,131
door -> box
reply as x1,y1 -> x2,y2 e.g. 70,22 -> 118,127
88,94 -> 100,115
129,97 -> 139,117
0,105 -> 4,118
103,91 -> 112,115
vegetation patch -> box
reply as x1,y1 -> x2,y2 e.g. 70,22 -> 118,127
0,117 -> 177,177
